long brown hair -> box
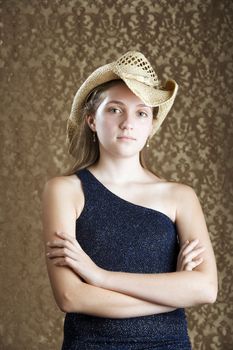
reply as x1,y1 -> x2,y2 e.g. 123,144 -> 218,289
63,79 -> 160,176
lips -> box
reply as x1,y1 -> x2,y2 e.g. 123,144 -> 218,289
117,136 -> 136,140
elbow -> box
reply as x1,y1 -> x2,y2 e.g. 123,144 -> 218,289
200,281 -> 218,305
53,280 -> 86,313
206,283 -> 218,304
57,293 -> 73,313
56,291 -> 82,313
56,292 -> 73,313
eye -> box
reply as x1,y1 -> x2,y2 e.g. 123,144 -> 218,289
108,107 -> 122,114
138,111 -> 149,118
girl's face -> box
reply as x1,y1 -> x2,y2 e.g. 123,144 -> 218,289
88,82 -> 154,158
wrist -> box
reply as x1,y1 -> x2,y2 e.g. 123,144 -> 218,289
92,267 -> 109,288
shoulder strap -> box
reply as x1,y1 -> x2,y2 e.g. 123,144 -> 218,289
75,168 -> 101,204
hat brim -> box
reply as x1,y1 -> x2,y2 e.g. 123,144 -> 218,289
123,78 -> 178,135
67,63 -> 178,147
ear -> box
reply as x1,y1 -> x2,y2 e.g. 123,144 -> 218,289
85,115 -> 96,131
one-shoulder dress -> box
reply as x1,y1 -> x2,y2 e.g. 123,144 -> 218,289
61,168 -> 192,350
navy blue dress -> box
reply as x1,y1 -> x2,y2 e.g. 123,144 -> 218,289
61,168 -> 192,350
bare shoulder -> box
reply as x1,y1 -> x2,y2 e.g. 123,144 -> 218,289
149,171 -> 196,200
164,180 -> 202,224
43,174 -> 81,192
150,174 -> 199,220
163,180 -> 199,207
166,180 -> 197,200
141,171 -> 198,222
42,174 -> 84,218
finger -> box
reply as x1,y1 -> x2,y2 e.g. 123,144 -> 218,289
55,231 -> 73,240
179,240 -> 199,268
180,249 -> 202,270
47,239 -> 78,254
184,261 -> 196,271
47,239 -> 64,247
54,256 -> 77,270
184,246 -> 206,262
194,257 -> 204,265
182,239 -> 200,256
181,247 -> 205,268
53,256 -> 71,266
55,232 -> 78,244
179,240 -> 190,256
55,232 -> 82,249
47,247 -> 78,261
176,241 -> 190,271
185,257 -> 204,271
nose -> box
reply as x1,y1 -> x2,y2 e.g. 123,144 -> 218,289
119,112 -> 134,130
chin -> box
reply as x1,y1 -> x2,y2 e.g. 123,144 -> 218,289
113,148 -> 142,158
101,142 -> 143,157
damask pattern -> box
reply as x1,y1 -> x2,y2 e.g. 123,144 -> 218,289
0,0 -> 233,349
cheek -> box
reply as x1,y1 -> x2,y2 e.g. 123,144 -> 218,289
96,116 -> 117,133
136,119 -> 153,135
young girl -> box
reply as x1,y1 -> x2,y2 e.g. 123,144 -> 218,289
42,51 -> 218,350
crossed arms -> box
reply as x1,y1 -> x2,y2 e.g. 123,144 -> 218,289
42,176 -> 218,318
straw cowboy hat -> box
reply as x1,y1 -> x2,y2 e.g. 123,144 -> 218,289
67,51 -> 178,151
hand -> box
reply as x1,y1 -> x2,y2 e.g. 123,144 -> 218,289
177,239 -> 206,272
46,232 -> 106,286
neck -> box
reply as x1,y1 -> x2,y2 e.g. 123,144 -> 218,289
89,154 -> 147,184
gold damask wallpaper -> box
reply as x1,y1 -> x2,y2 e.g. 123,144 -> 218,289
1,0 -> 233,349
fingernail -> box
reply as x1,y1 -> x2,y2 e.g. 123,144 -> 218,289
46,252 -> 50,256
46,242 -> 51,246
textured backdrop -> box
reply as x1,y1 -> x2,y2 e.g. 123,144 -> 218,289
1,0 -> 233,349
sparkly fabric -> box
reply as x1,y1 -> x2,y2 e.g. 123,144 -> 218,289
61,168 -> 192,350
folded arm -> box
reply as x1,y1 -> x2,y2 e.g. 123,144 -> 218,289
44,178 -> 217,312
42,176 -> 176,317
90,185 -> 218,307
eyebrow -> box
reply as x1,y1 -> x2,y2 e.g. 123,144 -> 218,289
106,100 -> 151,108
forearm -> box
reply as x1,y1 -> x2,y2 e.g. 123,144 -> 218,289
45,235 -> 176,318
97,270 -> 217,308
62,280 -> 176,318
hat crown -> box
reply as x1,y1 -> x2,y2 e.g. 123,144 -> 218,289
67,50 -> 178,155
113,51 -> 159,87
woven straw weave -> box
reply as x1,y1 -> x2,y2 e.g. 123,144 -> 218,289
66,51 -> 178,156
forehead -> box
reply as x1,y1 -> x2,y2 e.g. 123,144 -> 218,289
102,82 -> 149,107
